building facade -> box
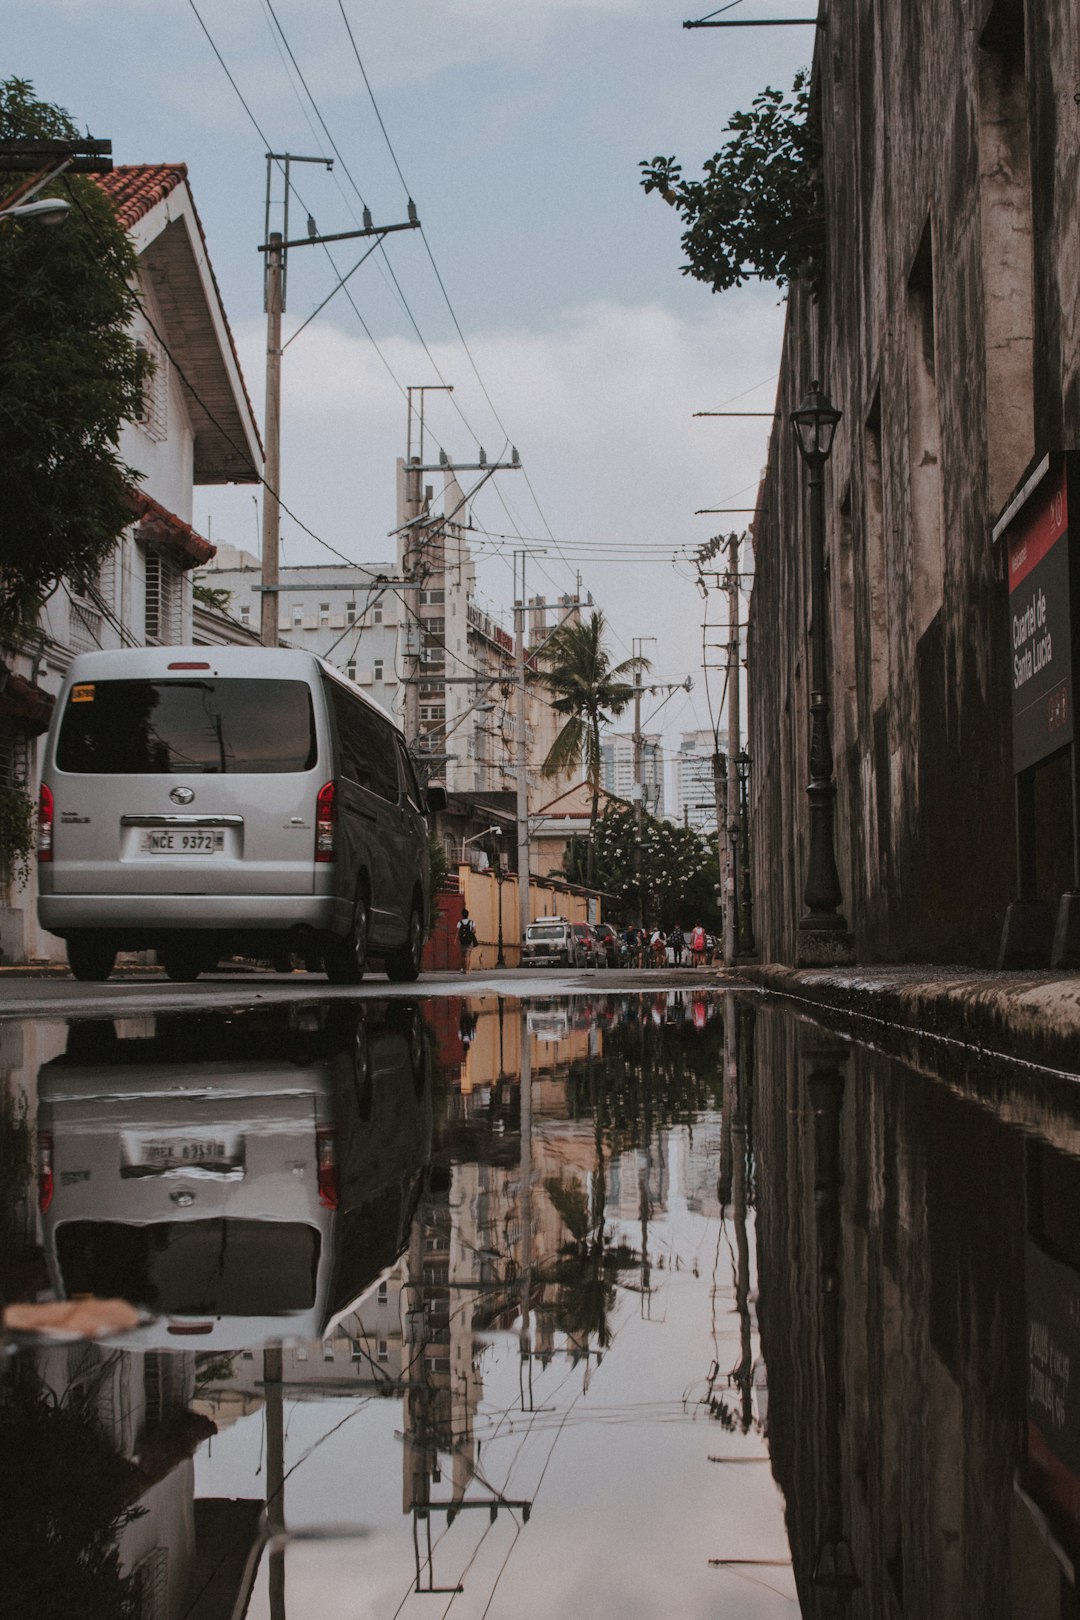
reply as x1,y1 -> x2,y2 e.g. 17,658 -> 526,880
747,0 -> 1079,965
197,546 -> 402,714
672,729 -> 718,833
600,731 -> 664,818
0,164 -> 261,964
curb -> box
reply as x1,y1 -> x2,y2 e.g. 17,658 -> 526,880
738,963 -> 1080,1076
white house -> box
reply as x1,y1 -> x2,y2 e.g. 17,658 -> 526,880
0,163 -> 262,963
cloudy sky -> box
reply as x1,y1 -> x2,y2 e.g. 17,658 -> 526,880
9,0 -> 813,785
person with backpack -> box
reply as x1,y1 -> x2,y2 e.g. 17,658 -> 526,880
457,908 -> 478,973
669,924 -> 686,966
689,923 -> 707,965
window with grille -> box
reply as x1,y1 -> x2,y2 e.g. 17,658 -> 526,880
131,1548 -> 169,1619
68,598 -> 103,654
377,1339 -> 389,1361
292,605 -> 304,627
347,602 -> 356,623
0,735 -> 28,791
137,333 -> 169,442
144,548 -> 182,645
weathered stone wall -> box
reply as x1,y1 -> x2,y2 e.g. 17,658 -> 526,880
749,0 -> 1080,963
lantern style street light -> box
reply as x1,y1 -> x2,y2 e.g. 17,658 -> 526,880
791,382 -> 850,954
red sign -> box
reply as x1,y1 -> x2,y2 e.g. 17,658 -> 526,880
1006,461 -> 1073,773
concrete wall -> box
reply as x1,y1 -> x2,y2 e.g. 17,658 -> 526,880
748,0 -> 1080,964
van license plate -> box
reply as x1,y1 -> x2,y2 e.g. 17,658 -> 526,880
120,1131 -> 245,1178
141,830 -> 224,854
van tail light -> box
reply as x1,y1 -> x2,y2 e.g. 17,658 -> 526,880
38,1132 -> 54,1213
316,1127 -> 339,1209
315,781 -> 337,863
37,782 -> 54,862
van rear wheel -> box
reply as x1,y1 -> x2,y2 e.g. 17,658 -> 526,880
324,892 -> 369,985
385,899 -> 423,983
67,936 -> 117,982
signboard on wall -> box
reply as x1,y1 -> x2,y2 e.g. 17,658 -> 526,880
996,456 -> 1074,774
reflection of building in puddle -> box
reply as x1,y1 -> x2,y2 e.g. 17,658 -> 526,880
5,1337 -> 260,1619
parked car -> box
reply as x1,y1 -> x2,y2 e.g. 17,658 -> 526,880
36,646 -> 446,984
521,917 -> 577,968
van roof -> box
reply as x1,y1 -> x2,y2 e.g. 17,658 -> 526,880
62,645 -> 404,735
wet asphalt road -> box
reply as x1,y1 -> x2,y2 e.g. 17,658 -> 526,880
0,965 -> 729,1020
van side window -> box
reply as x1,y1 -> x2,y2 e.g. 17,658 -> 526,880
324,677 -> 397,801
395,739 -> 423,811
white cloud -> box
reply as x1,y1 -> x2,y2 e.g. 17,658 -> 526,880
196,293 -> 783,724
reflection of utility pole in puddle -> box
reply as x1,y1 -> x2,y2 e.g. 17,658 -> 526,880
264,1345 -> 286,1620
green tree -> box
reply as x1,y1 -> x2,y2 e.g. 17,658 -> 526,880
533,610 -> 648,886
582,803 -> 721,930
0,78 -> 150,637
640,69 -> 824,293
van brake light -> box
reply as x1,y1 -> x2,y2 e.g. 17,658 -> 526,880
38,782 -> 54,862
315,781 -> 337,862
316,1127 -> 339,1209
38,1131 -> 54,1212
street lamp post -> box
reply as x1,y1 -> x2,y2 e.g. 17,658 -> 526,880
494,850 -> 506,969
735,749 -> 756,955
791,382 -> 853,962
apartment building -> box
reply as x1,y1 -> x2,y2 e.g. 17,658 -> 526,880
599,731 -> 664,818
672,730 -> 719,833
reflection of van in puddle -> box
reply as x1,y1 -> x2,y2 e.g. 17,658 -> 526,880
37,1004 -> 432,1351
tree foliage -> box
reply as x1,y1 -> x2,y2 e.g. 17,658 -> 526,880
532,610 -> 648,885
640,70 -> 824,293
0,78 -> 150,637
566,803 -> 721,930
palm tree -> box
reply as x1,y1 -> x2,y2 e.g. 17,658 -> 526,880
533,611 -> 649,885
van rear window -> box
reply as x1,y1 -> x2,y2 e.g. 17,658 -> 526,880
56,679 -> 317,774
55,1218 -> 320,1315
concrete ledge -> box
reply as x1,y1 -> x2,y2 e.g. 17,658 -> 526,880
738,963 -> 1080,1075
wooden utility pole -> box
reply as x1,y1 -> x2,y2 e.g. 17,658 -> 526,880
257,151 -> 420,647
260,232 -> 283,648
516,555 -> 531,951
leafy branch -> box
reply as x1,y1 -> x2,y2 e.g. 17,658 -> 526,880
640,69 -> 824,293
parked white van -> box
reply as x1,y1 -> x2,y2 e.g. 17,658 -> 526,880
37,647 -> 445,982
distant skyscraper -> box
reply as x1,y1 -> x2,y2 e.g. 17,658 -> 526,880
599,731 -> 664,817
674,730 -> 721,832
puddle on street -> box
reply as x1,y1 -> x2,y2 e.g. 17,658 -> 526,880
3,991 -> 1080,1617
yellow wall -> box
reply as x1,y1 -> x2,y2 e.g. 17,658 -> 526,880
457,866 -> 595,969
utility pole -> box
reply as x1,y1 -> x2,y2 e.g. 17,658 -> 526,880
260,230 -> 284,648
723,532 -> 741,967
396,434 -> 522,749
258,152 -> 420,647
516,554 -> 531,952
631,637 -> 656,928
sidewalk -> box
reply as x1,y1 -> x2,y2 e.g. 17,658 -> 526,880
738,963 -> 1080,1076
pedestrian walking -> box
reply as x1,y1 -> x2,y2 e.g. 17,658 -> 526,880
668,924 -> 685,966
689,923 -> 707,966
457,908 -> 478,973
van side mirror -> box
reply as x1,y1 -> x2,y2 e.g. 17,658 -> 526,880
425,785 -> 448,814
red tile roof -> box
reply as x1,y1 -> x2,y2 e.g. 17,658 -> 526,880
95,164 -> 188,231
128,488 -> 216,568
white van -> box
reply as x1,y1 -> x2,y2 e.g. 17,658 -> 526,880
37,647 -> 445,982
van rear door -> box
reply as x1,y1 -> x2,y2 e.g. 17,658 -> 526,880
47,673 -> 321,896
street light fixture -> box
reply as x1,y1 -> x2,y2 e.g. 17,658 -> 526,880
791,381 -> 851,959
0,196 -> 72,227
